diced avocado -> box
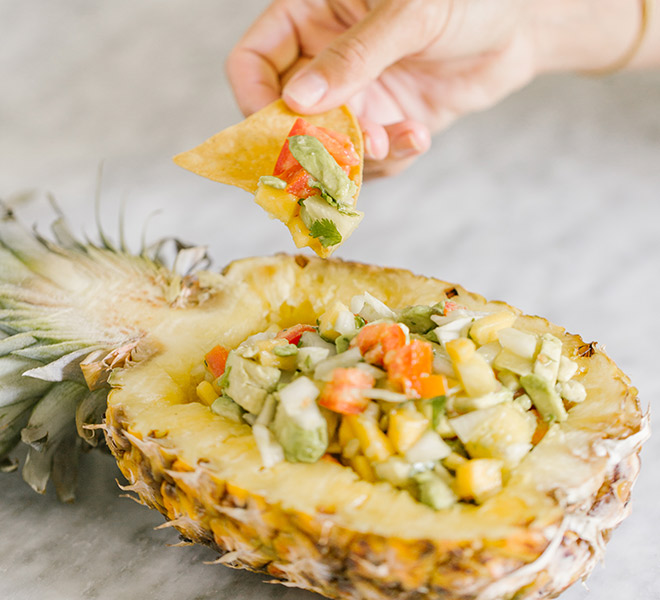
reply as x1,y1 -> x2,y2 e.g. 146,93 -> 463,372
273,343 -> 298,357
414,471 -> 457,510
520,373 -> 568,422
225,352 -> 281,414
258,175 -> 287,189
211,395 -> 244,423
287,135 -> 357,205
271,377 -> 328,462
300,195 -> 363,248
335,334 -> 353,353
397,305 -> 436,334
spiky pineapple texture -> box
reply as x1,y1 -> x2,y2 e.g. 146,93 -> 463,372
0,203 -> 212,500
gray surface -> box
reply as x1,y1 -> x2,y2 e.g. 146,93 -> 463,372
1,1 -> 659,599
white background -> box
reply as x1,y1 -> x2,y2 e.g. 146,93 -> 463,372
1,1 -> 658,599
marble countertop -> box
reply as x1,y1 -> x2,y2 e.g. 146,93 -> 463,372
1,1 -> 658,599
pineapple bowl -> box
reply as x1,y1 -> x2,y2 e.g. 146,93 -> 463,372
0,208 -> 649,600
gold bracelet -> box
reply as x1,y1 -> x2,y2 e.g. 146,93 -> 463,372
587,0 -> 654,75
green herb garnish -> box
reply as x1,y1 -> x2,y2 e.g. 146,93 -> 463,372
309,219 -> 342,248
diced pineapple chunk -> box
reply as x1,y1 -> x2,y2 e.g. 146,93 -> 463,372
557,355 -> 579,382
493,348 -> 534,377
446,337 -> 498,397
449,404 -> 535,468
405,430 -> 451,463
350,454 -> 376,482
318,301 -> 350,341
347,414 -> 394,462
455,356 -> 499,398
469,312 -> 517,346
196,380 -> 218,406
497,327 -> 538,359
374,456 -> 412,487
388,408 -> 429,454
557,380 -> 587,403
455,459 -> 503,504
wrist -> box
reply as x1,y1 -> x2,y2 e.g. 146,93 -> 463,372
527,0 -> 650,74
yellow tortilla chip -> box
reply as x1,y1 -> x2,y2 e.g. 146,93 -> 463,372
174,100 -> 363,258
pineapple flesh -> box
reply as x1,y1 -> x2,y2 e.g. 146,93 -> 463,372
0,208 -> 649,599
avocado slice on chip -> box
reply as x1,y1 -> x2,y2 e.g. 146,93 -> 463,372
174,100 -> 364,258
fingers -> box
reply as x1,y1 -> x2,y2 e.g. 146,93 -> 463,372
226,1 -> 300,115
283,0 -> 452,113
361,118 -> 431,178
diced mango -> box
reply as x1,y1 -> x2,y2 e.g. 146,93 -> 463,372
347,414 -> 394,462
350,454 -> 376,483
446,337 -> 476,363
253,184 -> 299,224
454,355 -> 498,397
196,380 -> 219,406
419,374 -> 448,399
469,312 -> 517,346
318,301 -> 351,341
388,408 -> 429,454
338,416 -> 355,449
455,459 -> 503,503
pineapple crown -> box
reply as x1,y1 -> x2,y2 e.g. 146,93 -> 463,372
0,198 -> 212,501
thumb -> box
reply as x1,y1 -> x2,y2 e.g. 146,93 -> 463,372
282,0 -> 451,113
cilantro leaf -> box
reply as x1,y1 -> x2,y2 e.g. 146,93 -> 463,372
309,219 -> 342,248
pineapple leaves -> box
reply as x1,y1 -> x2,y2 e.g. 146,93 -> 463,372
0,200 -> 218,500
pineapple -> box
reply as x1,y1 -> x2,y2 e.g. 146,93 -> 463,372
0,206 -> 649,599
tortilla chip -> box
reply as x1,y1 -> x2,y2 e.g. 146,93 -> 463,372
174,100 -> 363,258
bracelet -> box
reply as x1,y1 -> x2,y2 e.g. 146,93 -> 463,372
587,0 -> 654,75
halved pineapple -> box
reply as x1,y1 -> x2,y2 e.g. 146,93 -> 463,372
0,208 -> 648,599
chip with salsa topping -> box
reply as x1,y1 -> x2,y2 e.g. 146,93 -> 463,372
173,100 -> 364,258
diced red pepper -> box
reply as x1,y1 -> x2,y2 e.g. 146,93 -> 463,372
319,367 -> 375,415
204,345 -> 229,378
350,322 -> 406,367
275,323 -> 317,346
281,165 -> 317,199
384,339 -> 434,396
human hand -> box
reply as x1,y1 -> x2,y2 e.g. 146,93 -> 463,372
227,0 -> 650,178
227,0 -> 539,178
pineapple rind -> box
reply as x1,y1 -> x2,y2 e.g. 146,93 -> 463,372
105,255 -> 647,600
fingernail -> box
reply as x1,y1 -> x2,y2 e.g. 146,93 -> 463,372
391,132 -> 423,159
363,133 -> 376,159
284,72 -> 328,108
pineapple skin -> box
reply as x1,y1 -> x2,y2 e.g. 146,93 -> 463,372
105,408 -> 641,600
102,255 -> 648,600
